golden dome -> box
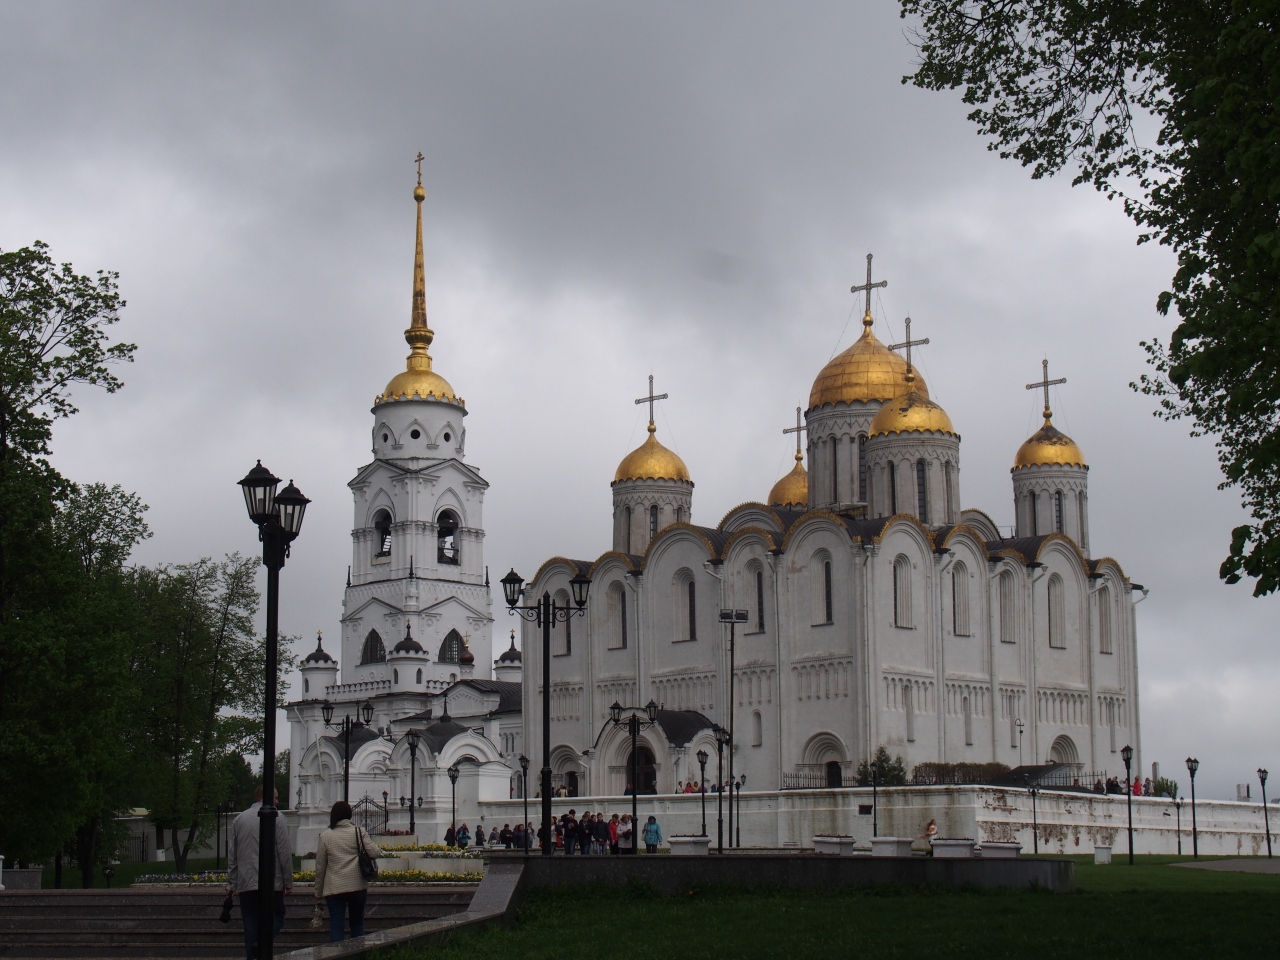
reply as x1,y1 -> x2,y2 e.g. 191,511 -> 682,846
1013,414 -> 1086,469
376,172 -> 464,408
768,455 -> 808,508
809,314 -> 929,410
868,374 -> 954,437
614,424 -> 692,483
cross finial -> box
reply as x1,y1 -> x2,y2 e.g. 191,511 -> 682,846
1026,358 -> 1067,420
415,151 -> 425,186
888,316 -> 930,382
782,406 -> 807,464
850,253 -> 888,328
634,374 -> 669,433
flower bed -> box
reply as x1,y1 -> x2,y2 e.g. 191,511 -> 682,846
134,869 -> 481,886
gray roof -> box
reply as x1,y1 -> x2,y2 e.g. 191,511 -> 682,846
655,710 -> 714,747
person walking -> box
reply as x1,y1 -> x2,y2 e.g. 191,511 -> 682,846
226,785 -> 292,960
642,815 -> 662,854
314,800 -> 384,944
456,824 -> 471,849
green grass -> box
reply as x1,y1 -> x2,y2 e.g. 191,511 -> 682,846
384,856 -> 1280,960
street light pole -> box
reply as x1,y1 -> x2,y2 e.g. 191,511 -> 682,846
238,462 -> 309,960
1023,774 -> 1039,855
448,763 -> 460,845
736,774 -> 746,847
1259,768 -> 1272,859
719,610 -> 748,850
714,725 -> 728,853
519,755 -> 530,855
1186,757 -> 1200,858
870,760 -> 879,839
1122,744 -> 1135,865
406,730 -> 420,836
697,749 -> 708,837
321,699 -> 374,802
609,700 -> 660,855
502,569 -> 592,857
1174,797 -> 1183,855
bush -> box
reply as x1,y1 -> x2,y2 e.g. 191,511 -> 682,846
855,747 -> 907,786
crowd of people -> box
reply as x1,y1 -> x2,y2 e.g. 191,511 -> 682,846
1092,775 -> 1158,796
441,810 -> 667,854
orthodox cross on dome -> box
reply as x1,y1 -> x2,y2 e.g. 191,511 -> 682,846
415,151 -> 424,186
888,315 -> 930,377
1026,358 -> 1067,419
850,253 -> 888,325
634,374 -> 669,429
782,406 -> 807,463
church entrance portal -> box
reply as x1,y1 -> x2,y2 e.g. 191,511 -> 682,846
628,746 -> 658,794
825,761 -> 843,788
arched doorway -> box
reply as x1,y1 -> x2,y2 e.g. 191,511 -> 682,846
825,760 -> 843,788
564,771 -> 579,797
627,746 -> 658,794
1049,735 -> 1079,767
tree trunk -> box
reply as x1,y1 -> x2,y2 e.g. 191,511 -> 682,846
75,817 -> 99,888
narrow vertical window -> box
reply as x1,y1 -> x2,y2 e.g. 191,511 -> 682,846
1029,491 -> 1038,536
1054,490 -> 1064,532
1047,574 -> 1065,649
751,710 -> 762,747
650,504 -> 659,538
858,434 -> 868,502
916,459 -> 928,522
1097,585 -> 1112,654
687,579 -> 697,640
824,560 -> 833,624
620,597 -> 628,649
675,506 -> 683,524
963,695 -> 973,745
999,572 -> 1014,643
888,461 -> 897,514
893,557 -> 912,628
905,683 -> 915,742
944,462 -> 954,523
566,604 -> 572,654
755,569 -> 765,631
831,438 -> 840,502
625,506 -> 632,554
951,563 -> 969,636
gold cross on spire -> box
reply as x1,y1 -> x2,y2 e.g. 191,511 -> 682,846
1026,358 -> 1067,419
634,374 -> 669,429
850,253 -> 888,327
782,406 -> 807,464
415,151 -> 425,186
888,315 -> 930,374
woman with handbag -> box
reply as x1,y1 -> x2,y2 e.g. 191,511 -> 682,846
315,801 -> 384,943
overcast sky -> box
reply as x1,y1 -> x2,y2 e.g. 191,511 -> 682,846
3,1 -> 1274,801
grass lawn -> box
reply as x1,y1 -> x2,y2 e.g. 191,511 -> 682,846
385,855 -> 1280,960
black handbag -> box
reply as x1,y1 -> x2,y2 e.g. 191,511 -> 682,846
219,895 -> 234,924
355,824 -> 378,881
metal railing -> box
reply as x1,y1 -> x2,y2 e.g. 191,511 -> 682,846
352,795 -> 388,834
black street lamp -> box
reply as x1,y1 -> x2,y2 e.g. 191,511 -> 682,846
870,760 -> 879,839
519,755 -> 530,855
448,763 -> 460,846
1186,757 -> 1200,858
714,725 -> 729,853
1260,768 -> 1272,859
718,609 -> 748,850
735,774 -> 746,847
1173,796 -> 1183,855
502,568 -> 591,856
238,461 -> 309,960
1122,744 -> 1135,865
1023,773 -> 1039,855
321,699 -> 375,801
403,730 -> 421,836
696,749 -> 709,837
610,699 -> 660,854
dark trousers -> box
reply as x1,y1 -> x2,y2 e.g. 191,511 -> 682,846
238,891 -> 285,960
326,889 -> 368,942
564,834 -> 576,855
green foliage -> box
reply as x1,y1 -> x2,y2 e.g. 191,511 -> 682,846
901,0 -> 1280,595
1153,775 -> 1180,799
856,745 -> 908,786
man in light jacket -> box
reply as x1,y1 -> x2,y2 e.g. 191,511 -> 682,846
227,785 -> 293,960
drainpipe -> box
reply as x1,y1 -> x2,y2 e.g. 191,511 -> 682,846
1130,585 -> 1149,777
770,550 -> 785,791
703,560 -> 727,734
862,543 -> 877,765
1026,562 -> 1047,765
935,550 -> 956,763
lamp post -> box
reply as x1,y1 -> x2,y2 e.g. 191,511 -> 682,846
448,763 -> 460,846
238,461 -> 309,960
321,699 -> 375,801
696,749 -> 709,837
1173,796 -> 1183,855
1260,768 -> 1272,859
870,760 -> 879,839
502,569 -> 592,856
403,730 -> 421,836
714,725 -> 729,853
1023,773 -> 1039,854
519,755 -> 530,855
718,609 -> 748,851
1015,717 -> 1024,767
736,774 -> 746,847
1186,757 -> 1200,858
1122,744 -> 1135,864
382,791 -> 389,833
610,700 -> 660,854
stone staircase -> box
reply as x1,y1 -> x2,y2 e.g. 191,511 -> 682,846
0,885 -> 476,958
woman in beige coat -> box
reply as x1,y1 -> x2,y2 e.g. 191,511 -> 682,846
315,801 -> 384,942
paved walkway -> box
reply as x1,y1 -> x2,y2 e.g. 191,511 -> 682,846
1171,858 -> 1280,874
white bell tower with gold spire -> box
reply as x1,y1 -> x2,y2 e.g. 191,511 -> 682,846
339,160 -> 493,690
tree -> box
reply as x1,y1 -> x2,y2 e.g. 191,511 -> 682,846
901,1 -> 1280,594
857,746 -> 908,786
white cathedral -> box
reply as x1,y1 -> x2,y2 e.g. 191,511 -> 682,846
288,179 -> 1141,847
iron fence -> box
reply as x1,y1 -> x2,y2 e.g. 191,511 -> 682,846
352,795 -> 388,834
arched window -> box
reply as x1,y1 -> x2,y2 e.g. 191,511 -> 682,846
687,579 -> 697,640
360,630 -> 386,665
944,461 -> 954,524
963,694 -> 973,745
415,667 -> 423,684
824,560 -> 834,624
438,628 -> 464,663
393,668 -> 399,684
755,568 -> 765,631
674,570 -> 697,641
437,510 -> 460,565
888,461 -> 897,514
893,556 -> 912,628
607,581 -> 628,650
373,510 -> 392,558
752,710 -> 763,747
916,459 -> 929,523
858,434 -> 868,502
1047,574 -> 1066,649
553,589 -> 572,655
1054,490 -> 1064,533
951,562 -> 970,636
303,677 -> 309,694
1029,491 -> 1038,536
831,437 -> 840,502
650,504 -> 659,539
1097,585 -> 1113,654
825,760 -> 842,788
624,506 -> 632,554
675,506 -> 683,524
998,571 -> 1015,643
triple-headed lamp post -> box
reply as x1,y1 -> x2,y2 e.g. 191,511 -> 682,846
1260,768 -> 1272,859
1186,757 -> 1200,858
321,699 -> 375,801
501,568 -> 591,856
237,461 -> 310,960
609,699 -> 660,854
1122,744 -> 1135,864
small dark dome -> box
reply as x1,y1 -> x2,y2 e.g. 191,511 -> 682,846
497,636 -> 521,663
303,635 -> 336,665
393,622 -> 425,655
459,644 -> 475,665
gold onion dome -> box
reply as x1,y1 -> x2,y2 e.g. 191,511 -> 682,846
614,423 -> 692,483
868,371 -> 954,438
809,313 -> 929,410
768,455 -> 808,508
377,170 -> 463,406
1013,411 -> 1086,469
